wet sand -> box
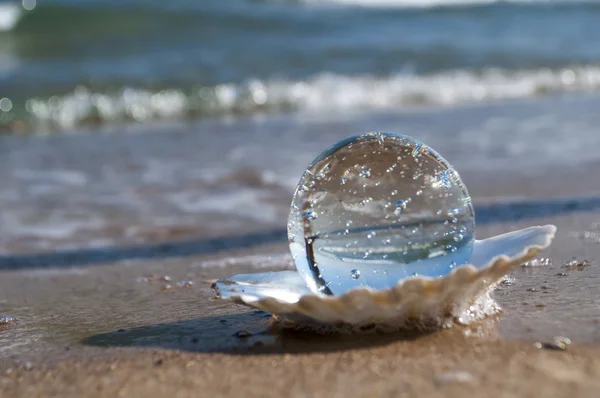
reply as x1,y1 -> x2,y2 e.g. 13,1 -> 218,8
3,98 -> 600,396
3,333 -> 600,398
1,210 -> 600,397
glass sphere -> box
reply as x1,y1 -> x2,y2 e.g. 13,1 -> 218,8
287,132 -> 475,295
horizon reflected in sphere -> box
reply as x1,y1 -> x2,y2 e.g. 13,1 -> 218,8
288,132 -> 475,295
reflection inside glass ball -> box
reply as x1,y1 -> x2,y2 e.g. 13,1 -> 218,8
287,132 -> 475,295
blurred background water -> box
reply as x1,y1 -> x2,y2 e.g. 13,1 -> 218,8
2,0 -> 600,256
1,0 -> 600,132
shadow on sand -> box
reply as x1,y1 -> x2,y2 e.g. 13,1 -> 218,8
82,310 -> 430,355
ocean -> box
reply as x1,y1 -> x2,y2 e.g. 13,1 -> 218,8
0,0 -> 600,132
2,0 -> 600,256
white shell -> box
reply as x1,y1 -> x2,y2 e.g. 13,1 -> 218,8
213,225 -> 556,330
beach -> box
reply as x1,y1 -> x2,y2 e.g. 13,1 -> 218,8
2,92 -> 600,395
1,213 -> 600,397
3,333 -> 600,398
2,213 -> 600,398
3,0 -> 600,395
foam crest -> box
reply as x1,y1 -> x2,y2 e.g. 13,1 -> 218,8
0,3 -> 23,32
19,66 -> 600,131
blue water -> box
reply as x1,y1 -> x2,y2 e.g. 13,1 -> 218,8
1,0 -> 600,131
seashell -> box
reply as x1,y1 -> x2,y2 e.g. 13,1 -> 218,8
212,132 -> 556,330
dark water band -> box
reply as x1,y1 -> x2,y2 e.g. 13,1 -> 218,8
1,194 -> 600,270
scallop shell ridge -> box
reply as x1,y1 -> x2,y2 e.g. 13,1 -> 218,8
213,225 -> 556,332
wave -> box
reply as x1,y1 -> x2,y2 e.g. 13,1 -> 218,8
9,65 -> 600,131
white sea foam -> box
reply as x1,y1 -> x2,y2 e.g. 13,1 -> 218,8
167,189 -> 281,223
23,65 -> 600,129
0,3 -> 22,32
15,169 -> 89,186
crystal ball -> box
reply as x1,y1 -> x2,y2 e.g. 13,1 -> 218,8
287,132 -> 475,295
